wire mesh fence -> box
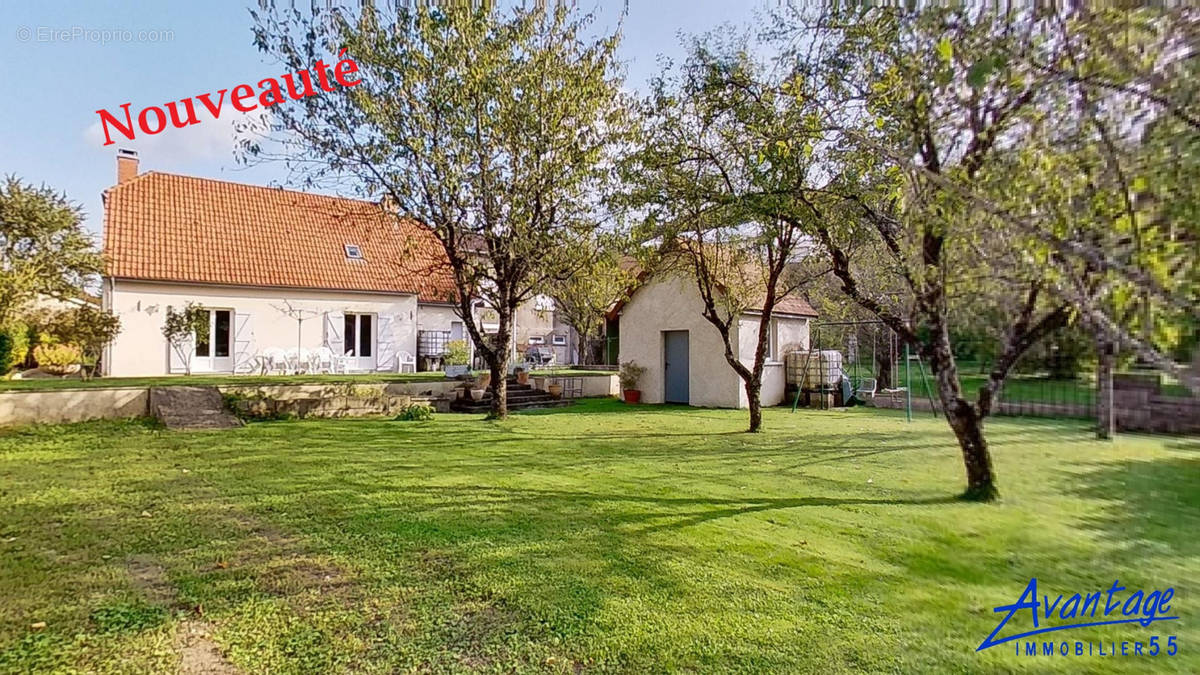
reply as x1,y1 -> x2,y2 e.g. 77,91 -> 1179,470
807,322 -> 1106,421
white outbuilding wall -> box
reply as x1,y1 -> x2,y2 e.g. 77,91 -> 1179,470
102,279 -> 419,377
616,273 -> 812,409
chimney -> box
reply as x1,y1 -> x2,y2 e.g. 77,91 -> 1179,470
116,148 -> 139,183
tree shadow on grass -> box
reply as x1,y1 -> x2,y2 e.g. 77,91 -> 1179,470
1063,455 -> 1200,560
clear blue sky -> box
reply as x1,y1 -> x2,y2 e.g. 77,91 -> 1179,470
0,1 -> 763,238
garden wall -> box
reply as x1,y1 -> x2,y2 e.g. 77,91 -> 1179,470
0,387 -> 150,426
0,374 -> 619,426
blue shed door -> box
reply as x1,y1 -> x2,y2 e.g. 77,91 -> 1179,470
663,330 -> 690,404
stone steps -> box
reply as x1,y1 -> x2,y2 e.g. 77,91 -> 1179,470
449,380 -> 571,413
150,386 -> 242,430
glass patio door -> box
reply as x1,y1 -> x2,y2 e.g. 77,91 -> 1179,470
193,309 -> 233,373
343,313 -> 375,372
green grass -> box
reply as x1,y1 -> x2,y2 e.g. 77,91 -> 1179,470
0,401 -> 1196,673
846,358 -> 1191,407
0,369 -> 607,392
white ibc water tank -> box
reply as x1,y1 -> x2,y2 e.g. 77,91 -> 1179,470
802,350 -> 843,389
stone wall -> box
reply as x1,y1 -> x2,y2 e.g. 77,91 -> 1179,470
0,374 -> 620,426
0,387 -> 150,426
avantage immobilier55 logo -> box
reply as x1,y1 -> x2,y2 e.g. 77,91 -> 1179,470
979,578 -> 1179,658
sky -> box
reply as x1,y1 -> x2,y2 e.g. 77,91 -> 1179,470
0,1 -> 765,238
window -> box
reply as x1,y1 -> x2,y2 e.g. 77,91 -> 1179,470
214,310 -> 231,357
344,313 -> 373,357
528,335 -> 544,345
552,334 -> 566,346
344,243 -> 363,260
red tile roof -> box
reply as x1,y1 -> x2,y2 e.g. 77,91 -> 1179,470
103,172 -> 457,303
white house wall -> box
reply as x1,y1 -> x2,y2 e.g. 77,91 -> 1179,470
734,315 -> 810,408
416,304 -> 461,334
104,279 -> 419,377
617,274 -> 742,408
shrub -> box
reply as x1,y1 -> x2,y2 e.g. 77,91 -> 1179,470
161,303 -> 208,376
43,306 -> 121,380
444,339 -> 469,366
619,360 -> 645,391
394,403 -> 434,421
222,390 -> 292,422
33,343 -> 82,375
0,321 -> 30,374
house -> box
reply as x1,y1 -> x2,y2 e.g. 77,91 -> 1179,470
100,150 -> 463,376
513,295 -> 578,366
609,270 -> 816,408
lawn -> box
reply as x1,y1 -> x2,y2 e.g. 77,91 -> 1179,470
0,369 -> 606,391
0,401 -> 1196,673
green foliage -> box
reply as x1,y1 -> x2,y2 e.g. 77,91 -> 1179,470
547,236 -> 633,365
249,3 -> 632,418
443,339 -> 469,366
394,402 -> 434,422
33,343 -> 81,374
161,303 -> 209,376
618,360 -> 645,391
89,601 -> 167,634
0,320 -> 30,374
0,177 -> 102,327
42,305 -> 120,380
222,390 -> 292,422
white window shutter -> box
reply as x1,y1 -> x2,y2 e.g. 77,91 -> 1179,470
167,339 -> 187,374
375,314 -> 396,371
233,312 -> 255,373
324,311 -> 344,351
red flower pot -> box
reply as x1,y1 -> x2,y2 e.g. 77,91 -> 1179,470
623,389 -> 641,404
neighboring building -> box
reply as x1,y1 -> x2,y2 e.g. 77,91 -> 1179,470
101,151 -> 461,376
609,270 -> 816,408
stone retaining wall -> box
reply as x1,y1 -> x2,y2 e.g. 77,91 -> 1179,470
0,387 -> 150,426
0,374 -> 620,426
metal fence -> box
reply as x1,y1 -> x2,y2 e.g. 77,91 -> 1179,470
809,322 -> 1107,421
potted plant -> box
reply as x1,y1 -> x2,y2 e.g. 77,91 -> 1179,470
477,370 -> 492,390
619,360 -> 645,404
470,387 -> 485,401
515,366 -> 529,385
547,381 -> 563,399
443,339 -> 470,378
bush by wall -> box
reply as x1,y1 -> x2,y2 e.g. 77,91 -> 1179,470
33,343 -> 82,375
0,321 -> 31,374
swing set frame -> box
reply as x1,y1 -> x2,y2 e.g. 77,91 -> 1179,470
789,319 -> 939,421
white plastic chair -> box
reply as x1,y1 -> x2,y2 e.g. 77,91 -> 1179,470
858,377 -> 878,399
313,346 -> 336,374
261,348 -> 288,375
296,348 -> 313,374
397,350 -> 416,373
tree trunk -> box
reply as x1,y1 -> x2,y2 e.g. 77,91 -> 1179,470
875,334 -> 897,390
927,331 -> 999,501
577,329 -> 590,366
745,377 -> 763,433
486,313 -> 513,420
487,357 -> 508,419
1096,339 -> 1115,440
944,403 -> 996,501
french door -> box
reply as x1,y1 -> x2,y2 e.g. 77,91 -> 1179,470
194,309 -> 233,373
343,312 -> 376,371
